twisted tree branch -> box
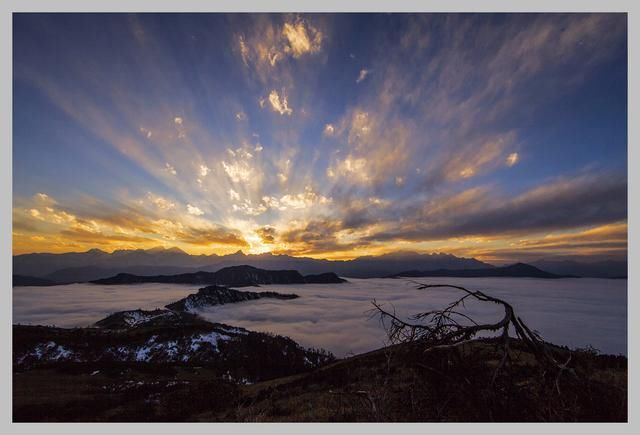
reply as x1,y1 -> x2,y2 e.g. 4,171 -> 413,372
370,281 -> 575,386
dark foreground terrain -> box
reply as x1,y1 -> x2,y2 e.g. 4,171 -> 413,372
14,332 -> 626,422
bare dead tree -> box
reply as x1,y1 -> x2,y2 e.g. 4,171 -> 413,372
370,281 -> 575,389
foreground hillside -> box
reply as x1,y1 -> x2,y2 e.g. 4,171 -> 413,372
13,336 -> 626,422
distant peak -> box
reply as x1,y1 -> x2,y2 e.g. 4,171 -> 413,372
509,262 -> 533,268
165,246 -> 187,254
231,250 -> 246,256
86,248 -> 107,254
147,246 -> 186,254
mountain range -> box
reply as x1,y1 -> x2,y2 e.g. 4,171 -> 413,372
13,247 -> 492,282
392,263 -> 575,279
531,259 -> 628,279
12,247 -> 627,284
90,265 -> 346,286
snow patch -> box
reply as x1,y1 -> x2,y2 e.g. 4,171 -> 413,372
188,331 -> 232,353
19,341 -> 74,363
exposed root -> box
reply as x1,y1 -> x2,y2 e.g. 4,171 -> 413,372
370,281 -> 575,389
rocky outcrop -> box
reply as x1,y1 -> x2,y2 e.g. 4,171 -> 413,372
165,285 -> 299,312
94,309 -> 208,329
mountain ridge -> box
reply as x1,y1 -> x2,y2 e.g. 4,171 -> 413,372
13,248 -> 493,281
531,259 -> 627,279
89,265 -> 346,286
392,262 -> 576,279
165,285 -> 300,312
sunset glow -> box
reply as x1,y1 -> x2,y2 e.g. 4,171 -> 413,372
13,14 -> 627,262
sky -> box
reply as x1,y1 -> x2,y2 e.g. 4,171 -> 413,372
12,13 -> 628,262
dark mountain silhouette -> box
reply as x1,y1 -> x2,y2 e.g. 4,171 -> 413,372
44,265 -> 197,284
13,247 -> 216,278
13,247 -> 492,282
196,250 -> 493,279
165,285 -> 299,312
94,309 -> 207,329
303,273 -> 350,283
392,263 -> 575,279
532,259 -> 627,279
12,275 -> 58,287
90,265 -> 346,286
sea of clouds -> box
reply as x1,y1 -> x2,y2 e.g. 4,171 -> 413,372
13,277 -> 627,357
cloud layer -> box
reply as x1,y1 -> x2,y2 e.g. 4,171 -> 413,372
12,279 -> 628,356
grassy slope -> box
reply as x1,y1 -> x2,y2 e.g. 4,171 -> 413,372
13,338 -> 627,422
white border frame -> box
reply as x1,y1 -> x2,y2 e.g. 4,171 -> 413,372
1,1 -> 637,434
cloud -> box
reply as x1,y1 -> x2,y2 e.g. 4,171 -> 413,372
59,227 -> 151,245
222,160 -> 253,183
228,189 -> 240,201
11,278 -> 627,356
446,221 -> 628,263
174,117 -> 183,125
232,199 -> 268,216
279,218 -> 343,245
238,19 -> 323,68
337,14 -> 625,193
356,69 -> 370,83
366,173 -> 627,243
236,17 -> 323,84
238,35 -> 250,66
171,224 -> 248,247
265,90 -> 293,115
323,124 -> 335,136
186,204 -> 204,216
513,222 -> 627,251
199,164 -> 210,177
244,171 -> 627,259
235,111 -> 247,121
282,19 -> 323,58
33,192 -> 57,207
279,187 -> 331,210
506,152 -> 519,167
139,127 -> 152,138
428,132 -> 517,185
165,163 -> 177,176
229,186 -> 331,217
325,108 -> 414,187
326,156 -> 369,182
13,187 -> 251,256
256,226 -> 277,244
146,192 -> 175,210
